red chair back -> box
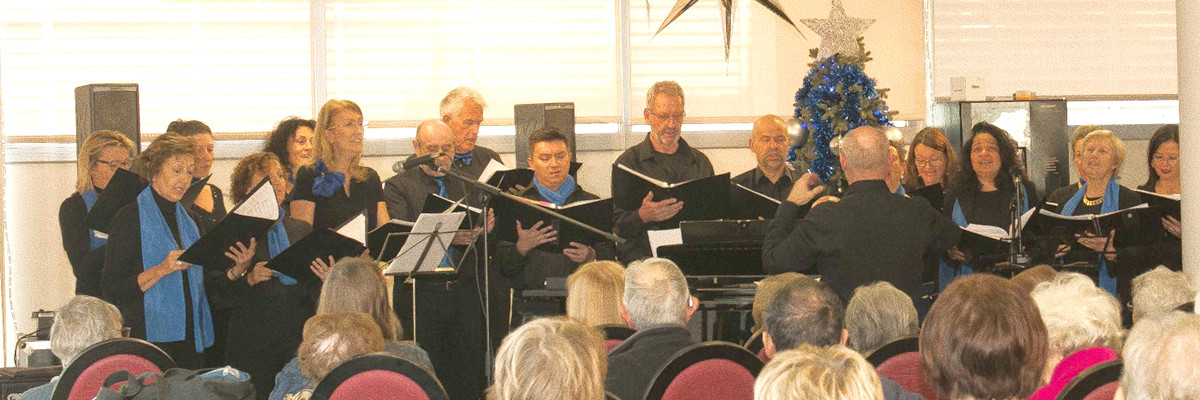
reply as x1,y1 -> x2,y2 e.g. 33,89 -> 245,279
1057,360 -> 1123,400
606,339 -> 624,353
51,338 -> 176,400
876,351 -> 939,400
645,342 -> 764,400
1081,382 -> 1119,400
312,353 -> 447,400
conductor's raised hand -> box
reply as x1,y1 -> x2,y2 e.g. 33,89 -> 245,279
786,173 -> 826,206
638,192 -> 684,223
516,220 -> 558,256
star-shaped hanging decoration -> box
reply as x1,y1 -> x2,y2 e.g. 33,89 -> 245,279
651,0 -> 805,60
801,0 -> 874,60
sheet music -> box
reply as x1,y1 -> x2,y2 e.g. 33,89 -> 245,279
1132,187 -> 1181,201
735,183 -> 783,205
647,228 -> 683,257
231,179 -> 280,220
385,212 -> 466,275
477,159 -> 510,183
616,163 -> 671,188
963,224 -> 1011,241
337,213 -> 368,244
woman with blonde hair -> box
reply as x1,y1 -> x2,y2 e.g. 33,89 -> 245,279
290,100 -> 389,231
566,261 -> 626,327
754,344 -> 884,400
489,317 -> 607,400
270,258 -> 433,400
59,130 -> 136,297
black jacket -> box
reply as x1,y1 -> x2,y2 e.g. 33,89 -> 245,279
611,136 -> 714,263
763,180 -> 960,302
495,184 -> 615,290
605,325 -> 697,400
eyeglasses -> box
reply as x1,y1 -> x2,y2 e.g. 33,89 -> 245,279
330,119 -> 368,131
1153,154 -> 1179,163
647,110 -> 686,122
914,157 -> 945,167
96,159 -> 133,170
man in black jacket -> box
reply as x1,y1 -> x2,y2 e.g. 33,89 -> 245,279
605,257 -> 700,400
762,126 -> 960,303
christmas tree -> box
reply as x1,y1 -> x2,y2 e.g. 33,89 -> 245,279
791,0 -> 896,184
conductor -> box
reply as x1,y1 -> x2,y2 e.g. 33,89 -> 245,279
762,126 -> 960,302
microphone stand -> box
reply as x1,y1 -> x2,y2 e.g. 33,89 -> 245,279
432,165 -> 624,384
998,171 -> 1031,275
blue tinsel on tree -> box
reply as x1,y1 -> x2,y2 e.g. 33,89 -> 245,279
790,39 -> 895,183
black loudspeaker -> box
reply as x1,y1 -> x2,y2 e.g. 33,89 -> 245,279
75,83 -> 141,154
514,103 -> 575,168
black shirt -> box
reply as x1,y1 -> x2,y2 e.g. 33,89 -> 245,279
59,190 -> 105,297
944,181 -> 1038,229
730,166 -> 798,219
611,136 -> 714,263
763,180 -> 961,302
292,164 -> 383,231
189,184 -> 227,228
494,184 -> 615,290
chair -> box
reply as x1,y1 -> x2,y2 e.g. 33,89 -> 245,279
311,353 -> 447,400
1056,360 -> 1122,400
600,325 -> 636,353
742,331 -> 769,363
51,338 -> 176,400
863,335 -> 919,366
643,342 -> 764,400
875,352 -> 939,400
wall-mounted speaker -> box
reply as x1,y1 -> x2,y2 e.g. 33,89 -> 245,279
75,83 -> 140,154
514,102 -> 575,168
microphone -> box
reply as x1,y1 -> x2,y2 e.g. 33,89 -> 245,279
1009,164 -> 1024,178
394,152 -> 445,173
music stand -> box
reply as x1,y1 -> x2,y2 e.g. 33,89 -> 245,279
383,212 -> 465,341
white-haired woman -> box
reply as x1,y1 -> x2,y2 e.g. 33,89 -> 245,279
18,296 -> 124,400
1028,272 -> 1123,400
488,317 -> 608,400
844,281 -> 919,354
754,344 -> 884,400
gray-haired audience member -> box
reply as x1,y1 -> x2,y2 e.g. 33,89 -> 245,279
1119,312 -> 1200,400
1028,272 -> 1123,400
761,279 -> 922,400
844,281 -> 919,354
1131,266 -> 1195,322
19,296 -> 124,400
605,258 -> 699,400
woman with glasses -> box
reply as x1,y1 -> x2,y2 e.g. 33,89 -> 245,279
59,130 -> 137,297
939,122 -> 1037,290
290,99 -> 389,231
902,127 -> 959,193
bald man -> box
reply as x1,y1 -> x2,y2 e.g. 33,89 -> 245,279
381,119 -> 488,400
762,126 -> 960,302
730,115 -> 798,219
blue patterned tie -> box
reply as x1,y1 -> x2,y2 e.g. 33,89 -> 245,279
433,177 -> 454,269
454,152 -> 473,166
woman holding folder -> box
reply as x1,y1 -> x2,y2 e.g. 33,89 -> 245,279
940,123 -> 1037,289
1044,130 -> 1142,298
166,119 -> 227,226
221,152 -> 317,397
290,99 -> 389,231
100,133 -> 257,368
59,130 -> 136,297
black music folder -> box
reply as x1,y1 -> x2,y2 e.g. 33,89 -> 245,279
421,194 -> 482,230
84,168 -> 148,234
730,184 -> 782,220
178,178 -> 279,269
179,175 -> 211,210
909,183 -> 945,212
478,160 -> 534,193
265,228 -> 365,283
1022,204 -> 1153,245
368,220 -> 415,261
1132,188 -> 1180,220
612,164 -> 731,224
491,196 -> 614,252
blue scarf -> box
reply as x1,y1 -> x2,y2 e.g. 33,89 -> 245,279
534,175 -> 577,207
267,207 -> 297,285
454,152 -> 473,165
81,190 -> 107,250
894,184 -> 906,196
938,187 -> 1032,291
311,159 -> 346,198
1059,178 -> 1121,294
137,186 -> 214,352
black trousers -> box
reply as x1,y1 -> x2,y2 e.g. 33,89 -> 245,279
394,278 -> 486,400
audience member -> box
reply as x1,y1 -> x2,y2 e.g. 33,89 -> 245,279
1131,266 -> 1196,322
565,260 -> 627,328
18,296 -> 124,400
271,258 -> 432,400
844,281 -> 918,354
1119,312 -> 1200,400
284,312 -> 386,400
605,258 -> 699,400
921,274 -> 1047,400
489,317 -> 607,400
751,273 -> 808,335
1028,272 -> 1123,400
762,279 -> 921,400
1008,264 -> 1057,294
754,344 -> 884,400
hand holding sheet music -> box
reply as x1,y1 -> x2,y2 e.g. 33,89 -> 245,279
178,178 -> 280,270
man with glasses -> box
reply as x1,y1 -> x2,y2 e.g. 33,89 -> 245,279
729,115 -> 797,219
611,81 -> 714,263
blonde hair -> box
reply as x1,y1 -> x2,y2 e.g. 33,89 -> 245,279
488,317 -> 607,400
75,130 -> 136,194
1080,130 -> 1127,177
752,273 -> 806,333
312,99 -> 369,181
317,258 -> 403,341
297,312 -> 385,382
566,261 -> 626,327
138,132 -> 198,183
754,345 -> 884,400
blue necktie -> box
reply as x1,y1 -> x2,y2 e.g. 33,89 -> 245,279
454,152 -> 473,166
433,177 -> 454,269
